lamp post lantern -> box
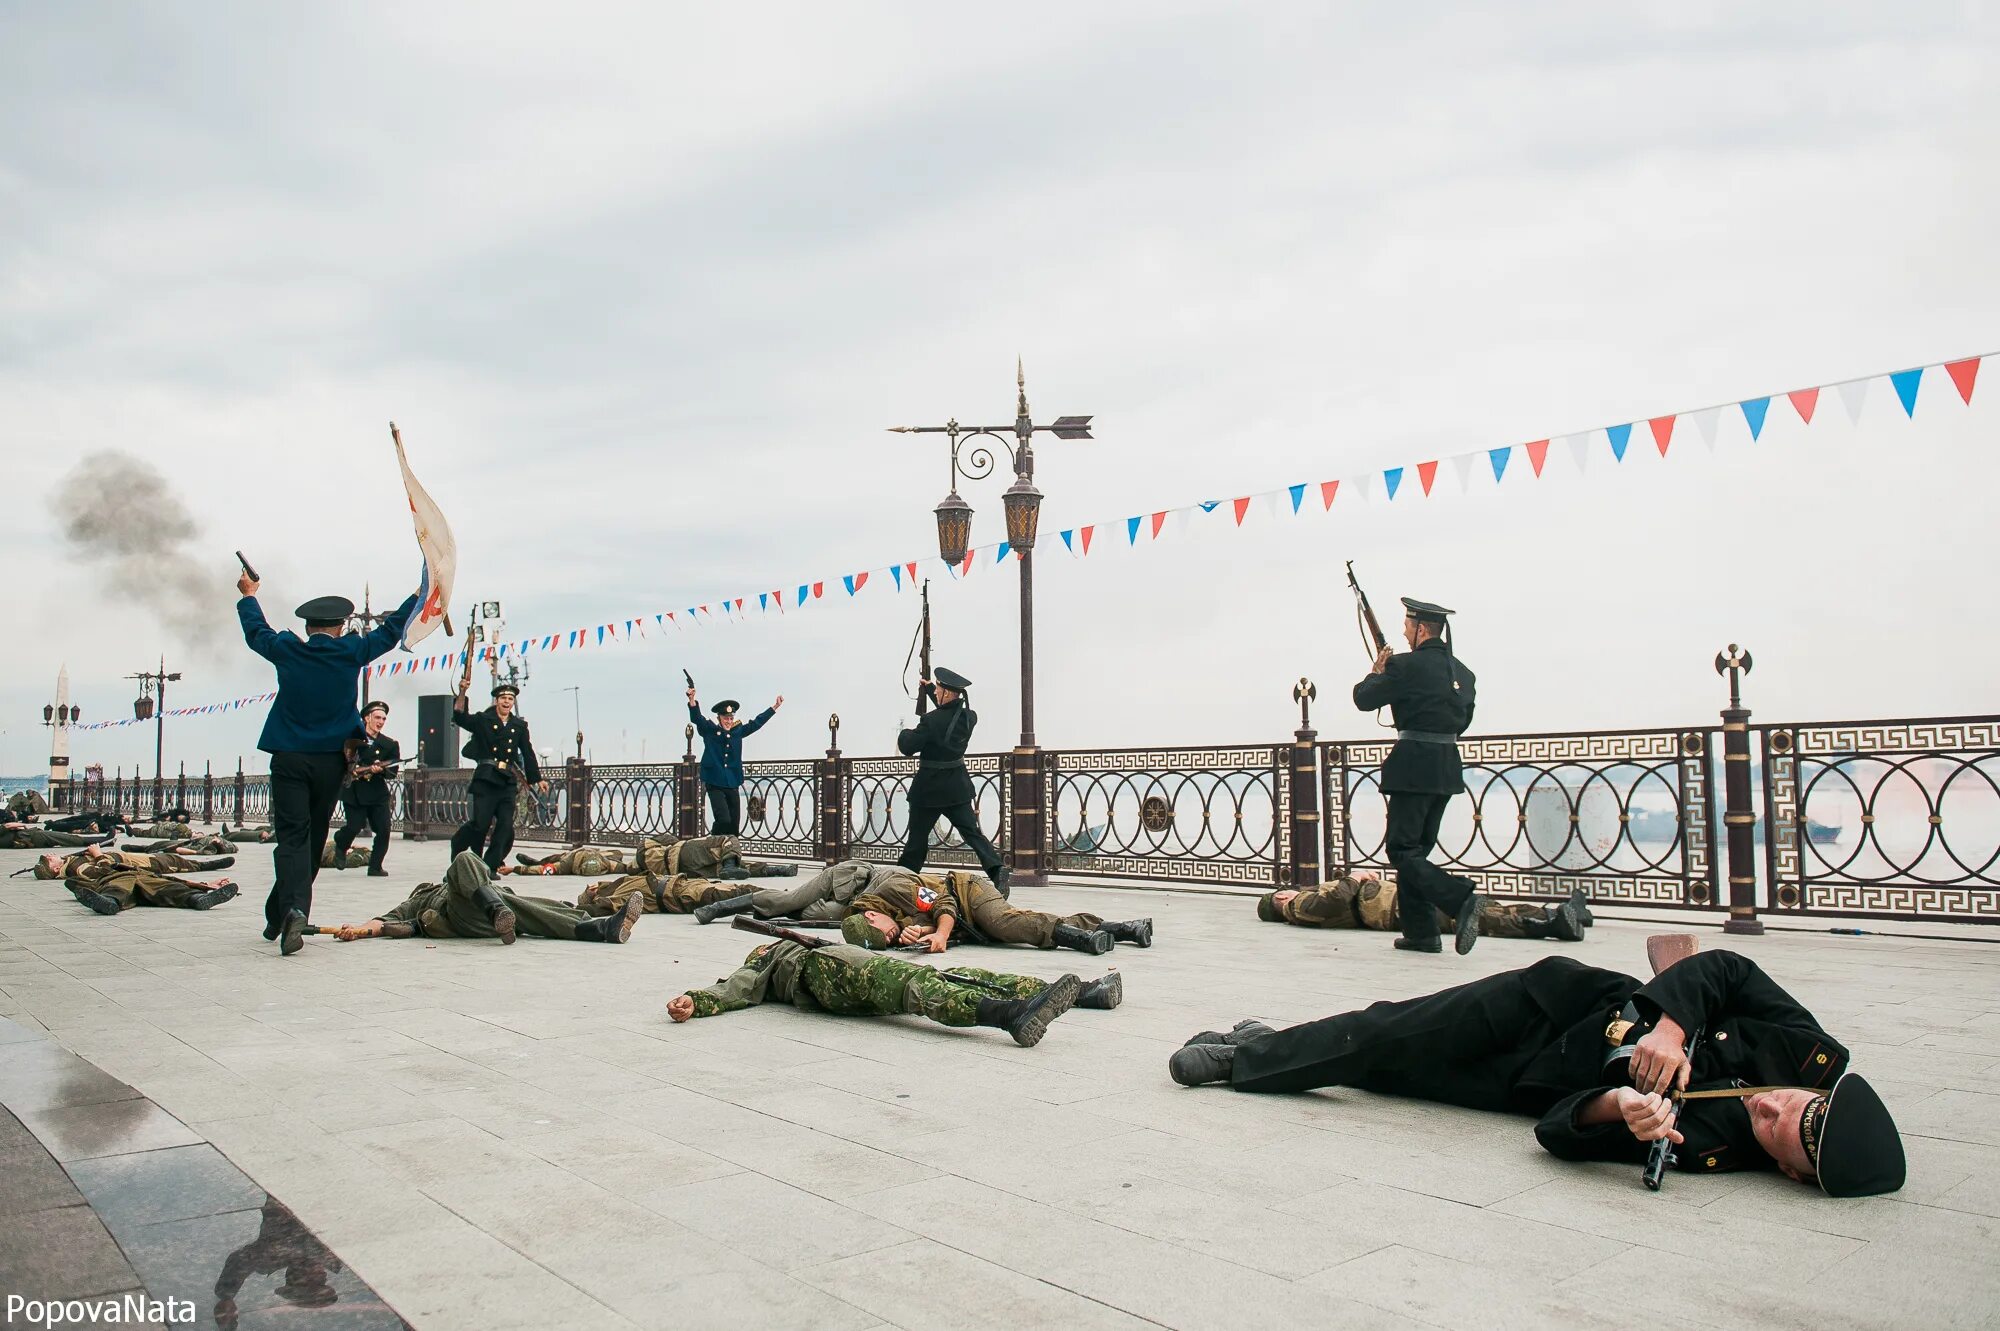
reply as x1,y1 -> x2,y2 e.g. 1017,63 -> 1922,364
125,660 -> 183,805
889,358 -> 1094,884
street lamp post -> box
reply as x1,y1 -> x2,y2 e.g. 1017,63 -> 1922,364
126,659 -> 182,815
349,584 -> 387,705
889,359 -> 1093,885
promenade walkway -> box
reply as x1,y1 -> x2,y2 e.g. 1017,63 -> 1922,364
2,836 -> 1994,1330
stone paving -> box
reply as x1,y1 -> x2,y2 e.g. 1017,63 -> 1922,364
1,838 -> 1996,1330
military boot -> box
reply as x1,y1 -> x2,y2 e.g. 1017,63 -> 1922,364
988,863 -> 1011,899
693,893 -> 754,925
1520,898 -> 1585,943
189,885 -> 238,910
1168,1042 -> 1236,1086
1450,877 -> 1483,955
470,881 -> 517,945
1185,1018 -> 1274,1046
190,857 -> 235,872
976,974 -> 1081,1047
1568,887 -> 1594,928
1052,923 -> 1115,955
718,864 -> 753,881
66,883 -> 121,916
576,890 -> 644,943
764,863 -> 800,878
1099,918 -> 1153,948
1076,972 -> 1123,1009
280,909 -> 307,956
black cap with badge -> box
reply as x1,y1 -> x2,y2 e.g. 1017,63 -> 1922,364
296,595 -> 355,629
933,667 -> 972,692
492,683 -> 519,698
712,700 -> 740,717
1804,1073 -> 1905,1197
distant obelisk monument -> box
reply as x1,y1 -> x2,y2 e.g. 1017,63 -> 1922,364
48,665 -> 71,799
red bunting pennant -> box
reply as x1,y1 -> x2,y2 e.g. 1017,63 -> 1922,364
1648,416 -> 1676,456
1319,480 -> 1339,509
1416,461 -> 1438,496
1150,511 -> 1166,538
1080,525 -> 1094,554
958,550 -> 973,576
1525,440 -> 1549,476
1946,357 -> 1981,404
1232,497 -> 1251,525
905,561 -> 918,583
811,582 -> 824,599
1787,388 -> 1819,424
850,573 -> 867,594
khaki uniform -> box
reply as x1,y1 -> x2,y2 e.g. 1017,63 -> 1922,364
638,834 -> 791,880
0,827 -> 103,849
380,857 -> 601,941
126,835 -> 236,856
746,858 -> 883,921
848,869 -> 1103,949
128,821 -> 195,840
512,846 -> 629,876
38,851 -> 213,881
1262,875 -> 1555,939
225,827 -> 275,844
576,872 -> 735,916
319,843 -> 373,869
65,867 -> 214,911
684,940 -> 1051,1027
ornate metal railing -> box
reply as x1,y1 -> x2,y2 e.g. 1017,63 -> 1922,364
1048,744 -> 1286,885
53,693 -> 2000,926
1329,728 -> 1718,909
1761,717 -> 2000,923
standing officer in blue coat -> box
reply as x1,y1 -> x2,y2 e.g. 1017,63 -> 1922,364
686,687 -> 782,836
237,569 -> 416,955
1353,597 -> 1481,956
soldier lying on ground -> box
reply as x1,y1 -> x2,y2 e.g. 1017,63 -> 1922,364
637,833 -> 798,880
689,857 -> 900,925
126,820 -> 195,840
843,869 -> 1152,956
223,825 -> 276,843
574,871 -> 742,916
122,833 -> 238,855
503,845 -> 631,876
32,846 -> 234,880
316,850 -> 643,946
1258,871 -> 1587,942
46,811 -> 130,834
667,937 -> 1122,1047
61,866 -> 238,915
1167,950 -> 1905,1197
319,842 -> 373,869
1,823 -> 112,849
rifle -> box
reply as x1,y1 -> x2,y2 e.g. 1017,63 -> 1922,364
454,635 -> 476,703
904,580 -> 933,715
732,915 -> 832,949
1644,1024 -> 1704,1191
1346,560 -> 1388,658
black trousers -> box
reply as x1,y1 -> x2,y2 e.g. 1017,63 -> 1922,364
1230,966 -> 1552,1111
334,800 -> 392,871
1384,790 -> 1473,943
266,750 -> 347,935
451,776 -> 518,871
898,802 -> 1003,875
705,784 -> 742,836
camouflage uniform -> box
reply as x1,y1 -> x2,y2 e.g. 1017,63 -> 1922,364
380,855 -> 605,941
0,827 -> 104,849
576,872 -> 736,916
64,867 -> 219,911
637,834 -> 792,880
128,821 -> 195,840
1258,875 -> 1568,940
319,842 -> 373,869
848,869 -> 1104,949
511,845 -> 629,876
683,940 -> 1051,1028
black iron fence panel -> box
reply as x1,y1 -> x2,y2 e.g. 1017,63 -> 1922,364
1762,717 -> 2000,923
1047,745 -> 1287,885
582,764 -> 679,844
846,753 -> 1009,867
737,759 -> 818,860
1328,728 -> 1718,908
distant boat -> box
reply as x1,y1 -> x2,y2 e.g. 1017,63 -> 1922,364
1059,825 -> 1106,855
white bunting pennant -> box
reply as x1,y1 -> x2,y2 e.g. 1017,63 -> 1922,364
1837,378 -> 1870,424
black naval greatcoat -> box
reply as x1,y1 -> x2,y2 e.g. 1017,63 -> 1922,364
452,708 -> 542,790
343,733 -> 401,807
1229,951 -> 1848,1178
897,692 -> 978,808
1351,636 -> 1477,794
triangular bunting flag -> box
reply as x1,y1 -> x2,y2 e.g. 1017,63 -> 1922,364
1451,454 -> 1479,491
905,561 -> 917,584
1319,479 -> 1340,509
850,574 -> 866,594
1288,483 -> 1306,513
1416,461 -> 1438,496
958,550 -> 973,576
889,564 -> 902,590
1648,415 -> 1676,456
1836,378 -> 1869,422
1059,530 -> 1073,553
1739,397 -> 1771,441
1348,473 -> 1374,502
1787,387 -> 1819,424
1488,446 -> 1513,483
1689,407 -> 1721,450
1524,440 -> 1549,476
1151,511 -> 1167,539
1890,367 -> 1923,416
759,592 -> 768,611
1233,496 -> 1252,524
994,543 -> 1010,563
1563,433 -> 1592,472
811,582 -> 824,599
1127,516 -> 1142,544
1080,525 -> 1094,554
1606,423 -> 1632,462
1382,468 -> 1403,500
843,574 -> 857,595
1946,357 -> 1981,404
797,585 -> 809,607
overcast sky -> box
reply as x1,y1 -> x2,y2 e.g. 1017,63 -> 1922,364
4,2 -> 1996,779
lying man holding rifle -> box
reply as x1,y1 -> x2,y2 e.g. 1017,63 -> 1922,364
1167,937 -> 1905,1197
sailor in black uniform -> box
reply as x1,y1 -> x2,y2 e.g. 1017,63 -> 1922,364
450,682 -> 546,872
896,666 -> 1008,894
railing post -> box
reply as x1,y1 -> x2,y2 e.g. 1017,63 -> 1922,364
234,759 -> 246,827
1285,679 -> 1321,888
677,723 -> 701,837
1716,645 -> 1764,936
566,758 -> 591,843
407,765 -> 429,840
816,715 -> 844,863
176,762 -> 187,818
202,762 -> 214,825
1009,744 -> 1047,887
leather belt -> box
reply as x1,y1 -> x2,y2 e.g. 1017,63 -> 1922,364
1396,730 -> 1460,744
918,758 -> 963,770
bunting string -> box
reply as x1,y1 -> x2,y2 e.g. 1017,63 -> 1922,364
72,348 -> 1987,727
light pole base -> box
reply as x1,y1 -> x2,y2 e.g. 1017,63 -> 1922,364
1722,916 -> 1766,936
